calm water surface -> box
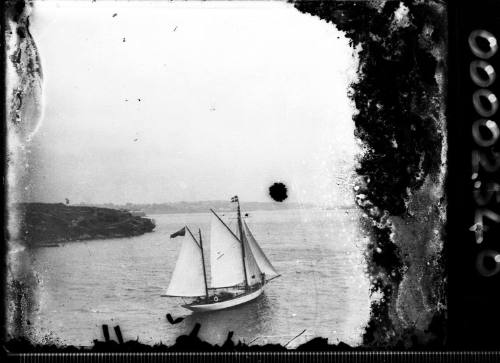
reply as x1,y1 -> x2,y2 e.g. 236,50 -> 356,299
30,208 -> 370,347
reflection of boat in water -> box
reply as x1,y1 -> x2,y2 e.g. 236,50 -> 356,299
182,292 -> 273,344
164,196 -> 280,312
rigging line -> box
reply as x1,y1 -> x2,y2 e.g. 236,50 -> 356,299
210,209 -> 242,244
248,337 -> 260,345
266,274 -> 281,283
284,329 -> 307,348
185,226 -> 201,249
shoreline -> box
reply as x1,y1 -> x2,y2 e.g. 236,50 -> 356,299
15,203 -> 156,247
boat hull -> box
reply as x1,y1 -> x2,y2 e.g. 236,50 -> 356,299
184,286 -> 264,312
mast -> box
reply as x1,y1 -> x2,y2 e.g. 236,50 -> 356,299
198,229 -> 209,301
186,226 -> 208,299
235,196 -> 249,288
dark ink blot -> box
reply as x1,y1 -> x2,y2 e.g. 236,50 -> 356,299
166,313 -> 184,325
269,182 -> 287,202
122,37 -> 126,42
114,326 -> 124,344
112,13 -> 117,18
102,324 -> 110,342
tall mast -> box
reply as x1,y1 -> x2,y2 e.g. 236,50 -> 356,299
186,226 -> 208,299
198,228 -> 209,301
235,196 -> 249,288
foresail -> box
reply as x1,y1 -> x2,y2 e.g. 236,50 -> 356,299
210,213 -> 246,288
166,231 -> 206,297
242,233 -> 262,286
243,220 -> 279,279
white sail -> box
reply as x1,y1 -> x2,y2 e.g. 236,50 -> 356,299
210,212 -> 246,288
166,230 -> 206,297
242,232 -> 263,286
243,220 -> 279,279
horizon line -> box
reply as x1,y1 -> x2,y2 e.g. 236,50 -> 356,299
13,200 -> 358,209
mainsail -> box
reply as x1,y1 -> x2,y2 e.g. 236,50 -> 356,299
166,229 -> 206,297
209,213 -> 246,288
243,220 -> 279,280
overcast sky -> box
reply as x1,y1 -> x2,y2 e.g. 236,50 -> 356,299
28,0 -> 358,206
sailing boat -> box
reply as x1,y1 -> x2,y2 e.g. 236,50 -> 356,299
164,196 -> 280,312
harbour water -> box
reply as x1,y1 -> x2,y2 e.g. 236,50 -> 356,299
29,208 -> 370,347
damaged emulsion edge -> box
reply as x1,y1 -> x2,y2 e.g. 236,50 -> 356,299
4,0 -> 448,350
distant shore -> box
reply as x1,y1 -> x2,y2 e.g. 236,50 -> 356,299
15,203 -> 155,247
76,200 -> 356,215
